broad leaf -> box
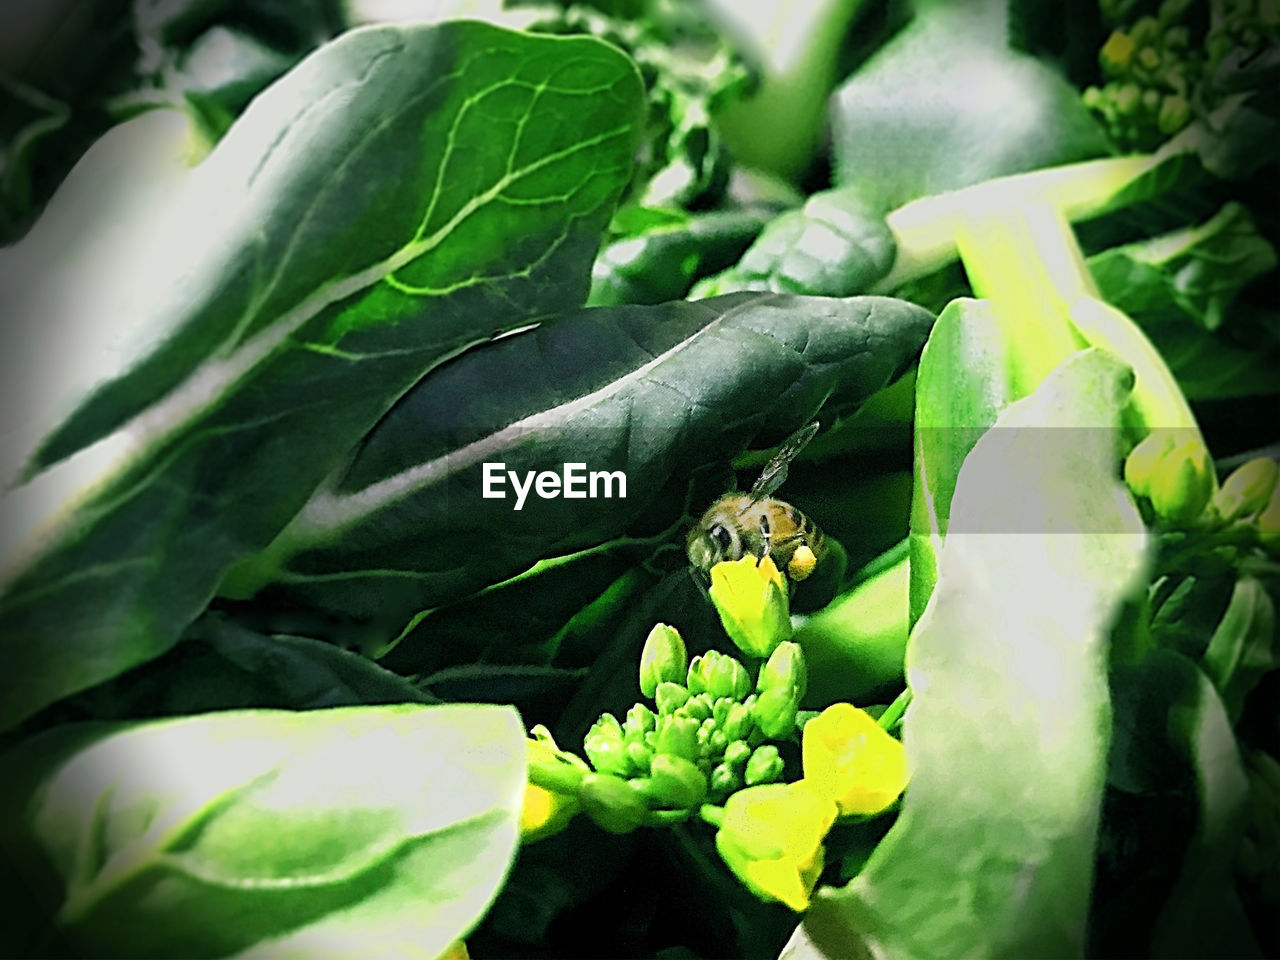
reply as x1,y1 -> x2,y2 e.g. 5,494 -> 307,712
61,613 -> 438,720
1088,203 -> 1276,334
221,293 -> 936,624
0,20 -> 644,729
908,298 -> 1019,625
794,349 -> 1150,959
691,187 -> 895,298
1100,650 -> 1261,957
0,703 -> 525,958
589,205 -> 778,306
829,0 -> 1105,212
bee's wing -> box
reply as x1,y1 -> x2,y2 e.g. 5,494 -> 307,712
747,421 -> 819,501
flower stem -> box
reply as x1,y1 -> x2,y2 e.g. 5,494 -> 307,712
878,687 -> 912,731
527,758 -> 587,795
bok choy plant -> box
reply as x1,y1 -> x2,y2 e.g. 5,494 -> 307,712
1,0 -> 1277,957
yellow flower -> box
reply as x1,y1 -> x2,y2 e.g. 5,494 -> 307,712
521,729 -> 582,842
802,702 -> 908,816
714,780 -> 837,912
435,941 -> 469,960
708,554 -> 792,658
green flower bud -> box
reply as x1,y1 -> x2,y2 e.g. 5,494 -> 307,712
580,773 -> 648,833
1149,438 -> 1214,524
723,703 -> 754,741
624,703 -> 657,741
1130,16 -> 1158,46
686,654 -> 710,695
723,739 -> 752,769
648,753 -> 708,809
697,716 -> 716,751
684,692 -> 714,721
640,623 -> 688,698
1256,483 -> 1280,552
626,739 -> 654,773
655,714 -> 700,761
710,762 -> 742,797
707,652 -> 751,701
712,697 -> 734,728
1115,82 -> 1142,115
745,744 -> 785,785
708,728 -> 729,757
654,681 -> 690,715
1124,431 -> 1176,497
758,641 -> 807,701
753,684 -> 799,739
1213,458 -> 1278,523
584,714 -> 630,776
1157,94 -> 1190,134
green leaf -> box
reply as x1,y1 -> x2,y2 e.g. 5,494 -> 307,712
1089,202 -> 1277,333
0,703 -> 525,958
1201,576 -> 1278,725
1104,649 -> 1262,957
62,613 -> 438,719
589,205 -> 779,306
829,0 -> 1106,213
0,21 -> 644,730
0,79 -> 69,238
800,348 -> 1150,958
222,293 -> 936,624
692,187 -> 895,297
1087,203 -> 1280,400
908,298 -> 1020,625
793,540 -> 910,706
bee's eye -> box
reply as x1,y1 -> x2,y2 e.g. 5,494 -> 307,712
709,523 -> 733,551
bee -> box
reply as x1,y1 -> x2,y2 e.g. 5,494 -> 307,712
686,422 -> 828,584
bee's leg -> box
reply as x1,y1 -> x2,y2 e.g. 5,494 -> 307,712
757,513 -> 771,563
689,567 -> 711,603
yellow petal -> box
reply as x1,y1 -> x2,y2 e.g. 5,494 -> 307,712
803,703 -> 909,816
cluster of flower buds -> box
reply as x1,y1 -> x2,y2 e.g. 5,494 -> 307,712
1124,429 -> 1217,526
1125,430 -> 1280,551
1084,0 -> 1200,151
578,624 -> 809,831
1210,456 -> 1280,550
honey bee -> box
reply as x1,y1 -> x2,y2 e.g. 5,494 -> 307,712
687,422 -> 829,584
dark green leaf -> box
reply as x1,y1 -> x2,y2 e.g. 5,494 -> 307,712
0,703 -> 526,957
221,293 -> 935,626
1201,576 -> 1278,725
380,553 -> 641,678
1089,202 -> 1277,333
589,205 -> 779,306
1108,650 -> 1263,957
693,187 -> 895,297
0,21 -> 644,730
801,349 -> 1149,958
57,613 -> 438,720
0,79 -> 69,237
417,663 -> 588,708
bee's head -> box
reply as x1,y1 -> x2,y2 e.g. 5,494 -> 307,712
686,519 -> 734,574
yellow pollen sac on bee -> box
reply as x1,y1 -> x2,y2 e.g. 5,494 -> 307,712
787,545 -> 818,581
